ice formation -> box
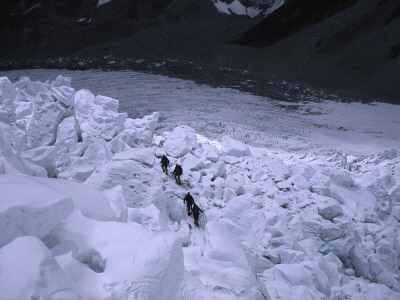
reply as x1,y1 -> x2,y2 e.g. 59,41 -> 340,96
0,75 -> 399,299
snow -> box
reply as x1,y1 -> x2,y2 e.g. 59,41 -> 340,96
0,236 -> 80,299
0,71 -> 399,299
221,135 -> 251,157
163,125 -> 197,158
265,0 -> 285,16
213,0 -> 262,18
0,175 -> 74,248
97,0 -> 111,7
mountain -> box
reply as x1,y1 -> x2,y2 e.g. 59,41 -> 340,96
234,0 -> 400,102
1,0 -> 399,103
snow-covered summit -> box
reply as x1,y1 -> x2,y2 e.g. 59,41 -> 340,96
0,74 -> 400,299
212,0 -> 286,17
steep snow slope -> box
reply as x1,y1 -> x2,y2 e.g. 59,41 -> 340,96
0,73 -> 400,299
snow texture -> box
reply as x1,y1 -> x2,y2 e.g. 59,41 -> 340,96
0,72 -> 400,299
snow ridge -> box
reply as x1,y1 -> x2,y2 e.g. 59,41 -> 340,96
0,74 -> 399,299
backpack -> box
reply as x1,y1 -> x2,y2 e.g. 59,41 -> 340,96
177,165 -> 183,175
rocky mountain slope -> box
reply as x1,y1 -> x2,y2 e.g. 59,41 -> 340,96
1,0 -> 399,103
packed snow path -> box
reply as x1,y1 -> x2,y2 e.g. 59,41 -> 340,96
0,74 -> 400,299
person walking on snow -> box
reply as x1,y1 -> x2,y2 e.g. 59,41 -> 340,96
172,164 -> 183,185
192,203 -> 204,227
183,192 -> 194,216
161,155 -> 169,175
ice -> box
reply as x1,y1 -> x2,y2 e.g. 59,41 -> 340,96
84,159 -> 162,207
221,135 -> 251,157
51,74 -> 72,88
0,236 -> 81,300
95,95 -> 119,112
74,89 -> 126,141
0,98 -> 16,123
63,213 -> 184,299
0,131 -> 47,177
51,85 -> 75,107
163,125 -> 197,158
21,145 -> 57,176
182,153 -> 203,171
0,77 -> 17,104
102,185 -> 128,221
1,72 -> 400,299
0,174 -> 74,247
14,89 -> 33,121
55,115 -> 80,145
58,139 -> 113,182
113,147 -> 155,166
26,91 -> 71,148
204,221 -> 251,271
317,196 -> 342,220
201,143 -> 220,162
128,204 -> 167,230
110,112 -> 159,150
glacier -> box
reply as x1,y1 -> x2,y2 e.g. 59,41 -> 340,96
0,72 -> 399,299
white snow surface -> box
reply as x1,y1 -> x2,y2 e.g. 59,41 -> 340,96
0,71 -> 399,299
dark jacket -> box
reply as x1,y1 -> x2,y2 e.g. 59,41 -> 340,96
192,204 -> 204,217
161,155 -> 169,166
184,193 -> 194,206
173,165 -> 183,176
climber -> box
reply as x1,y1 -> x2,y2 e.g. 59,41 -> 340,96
160,154 -> 169,175
172,164 -> 183,185
183,192 -> 194,216
192,203 -> 204,227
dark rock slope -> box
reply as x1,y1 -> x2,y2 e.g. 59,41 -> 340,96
234,0 -> 400,102
1,0 -> 399,103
